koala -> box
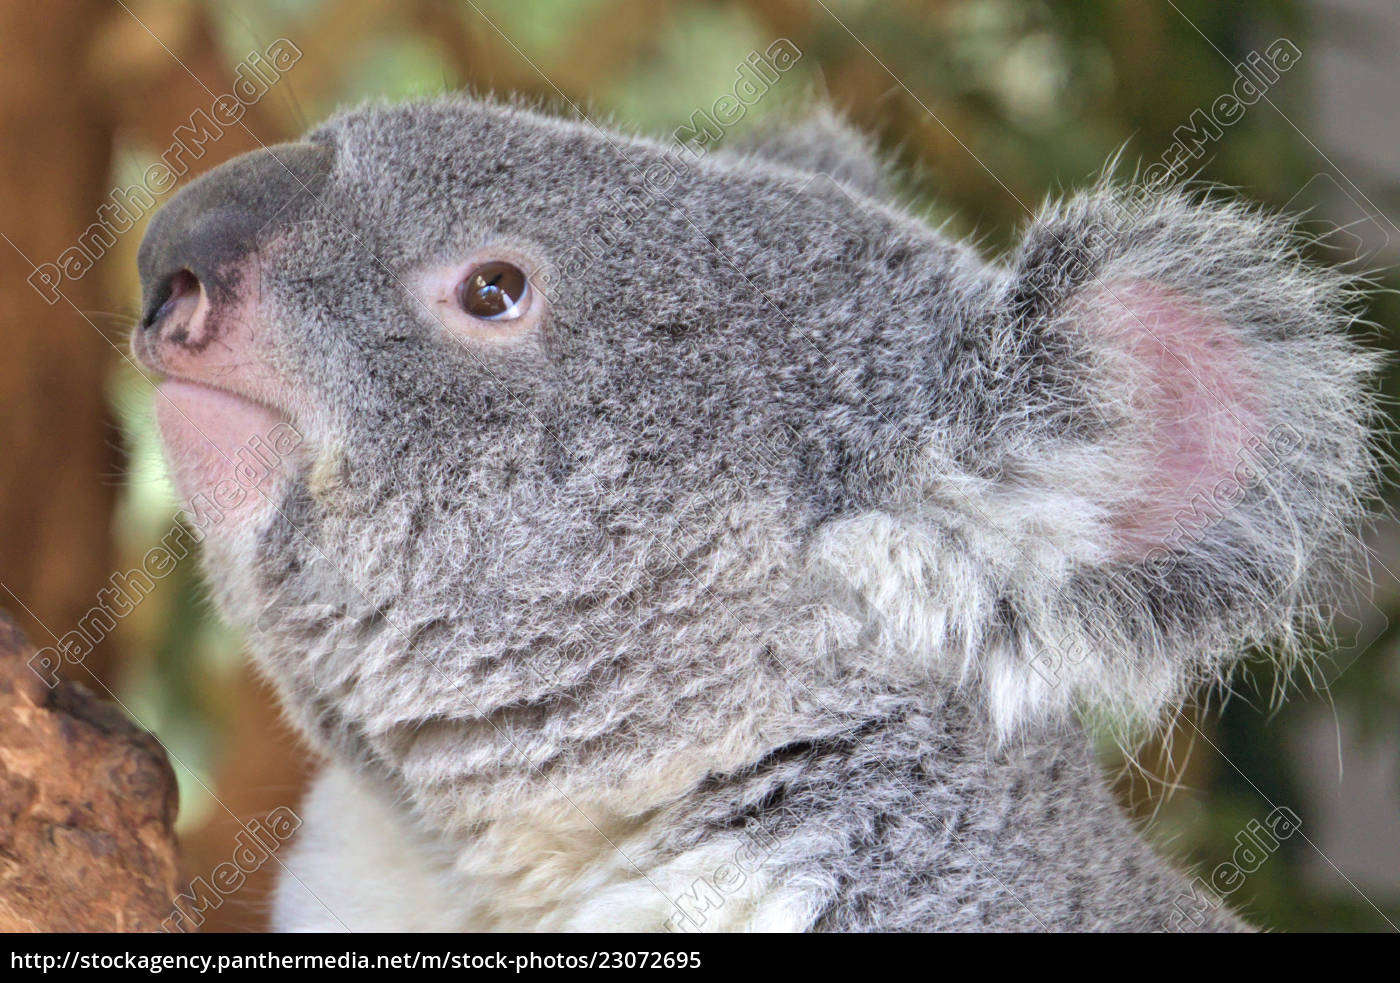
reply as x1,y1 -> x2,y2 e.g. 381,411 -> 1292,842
132,97 -> 1378,932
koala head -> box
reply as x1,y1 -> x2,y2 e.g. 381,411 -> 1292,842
133,97 -> 1377,823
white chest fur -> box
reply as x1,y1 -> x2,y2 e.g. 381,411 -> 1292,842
271,764 -> 819,932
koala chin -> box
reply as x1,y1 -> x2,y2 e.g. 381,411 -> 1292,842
132,97 -> 1378,932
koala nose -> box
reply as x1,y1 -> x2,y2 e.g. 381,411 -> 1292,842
137,141 -> 333,332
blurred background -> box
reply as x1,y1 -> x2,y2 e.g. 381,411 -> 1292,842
1,0 -> 1396,932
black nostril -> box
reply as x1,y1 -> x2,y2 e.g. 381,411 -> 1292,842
141,269 -> 199,330
137,141 -> 332,330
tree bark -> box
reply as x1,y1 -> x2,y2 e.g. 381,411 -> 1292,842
0,610 -> 181,932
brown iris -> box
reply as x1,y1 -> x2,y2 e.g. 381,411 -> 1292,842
456,261 -> 529,320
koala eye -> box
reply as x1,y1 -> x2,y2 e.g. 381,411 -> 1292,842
457,261 -> 530,320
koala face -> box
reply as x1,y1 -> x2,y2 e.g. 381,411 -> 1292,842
133,97 -> 1376,823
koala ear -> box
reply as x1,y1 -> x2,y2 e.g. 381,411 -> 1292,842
1004,187 -> 1376,563
822,184 -> 1378,736
986,185 -> 1379,728
727,105 -> 893,201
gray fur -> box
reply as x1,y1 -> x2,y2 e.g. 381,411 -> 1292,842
136,96 -> 1379,931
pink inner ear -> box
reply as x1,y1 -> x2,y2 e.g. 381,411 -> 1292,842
1083,280 -> 1262,559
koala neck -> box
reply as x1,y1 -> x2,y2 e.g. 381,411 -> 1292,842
237,485 -> 907,832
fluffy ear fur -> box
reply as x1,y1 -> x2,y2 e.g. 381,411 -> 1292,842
821,183 -> 1380,736
726,105 -> 893,201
